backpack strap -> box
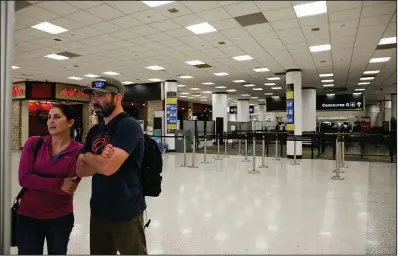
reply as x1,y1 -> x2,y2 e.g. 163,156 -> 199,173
16,136 -> 45,200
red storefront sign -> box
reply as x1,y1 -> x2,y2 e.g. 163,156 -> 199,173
12,83 -> 26,99
61,88 -> 87,98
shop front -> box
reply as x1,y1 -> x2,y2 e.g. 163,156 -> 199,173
12,81 -> 93,149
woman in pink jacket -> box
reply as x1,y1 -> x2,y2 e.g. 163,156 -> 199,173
16,103 -> 83,255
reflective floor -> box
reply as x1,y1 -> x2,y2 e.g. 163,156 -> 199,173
10,151 -> 397,255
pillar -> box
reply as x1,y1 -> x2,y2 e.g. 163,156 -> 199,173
367,104 -> 380,127
286,69 -> 302,158
237,99 -> 249,122
164,80 -> 178,150
146,100 -> 163,129
212,93 -> 228,132
392,93 -> 397,120
384,95 -> 392,122
302,88 -> 316,132
258,103 -> 266,129
0,1 -> 15,253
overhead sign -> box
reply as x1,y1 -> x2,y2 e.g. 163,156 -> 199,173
228,106 -> 255,114
55,83 -> 90,102
286,83 -> 294,131
166,91 -> 177,133
12,83 -> 26,99
317,94 -> 364,111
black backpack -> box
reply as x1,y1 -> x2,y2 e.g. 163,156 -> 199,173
141,134 -> 163,197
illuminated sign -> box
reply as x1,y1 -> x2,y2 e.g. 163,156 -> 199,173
286,83 -> 294,131
12,83 -> 26,99
61,88 -> 87,98
55,83 -> 90,102
166,91 -> 177,133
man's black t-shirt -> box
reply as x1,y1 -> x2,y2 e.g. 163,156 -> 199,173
81,112 -> 146,222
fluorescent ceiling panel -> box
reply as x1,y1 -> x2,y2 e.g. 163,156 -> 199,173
360,77 -> 374,80
353,92 -> 362,95
202,82 -> 214,85
232,55 -> 253,61
264,93 -> 273,96
293,1 -> 327,18
267,77 -> 280,80
84,74 -> 99,78
179,75 -> 193,79
309,44 -> 331,52
190,87 -> 200,90
254,68 -> 269,72
12,66 -> 20,69
271,87 -> 282,90
326,93 -> 335,96
180,92 -> 190,95
214,72 -> 229,76
358,82 -> 370,85
379,37 -> 396,45
32,22 -> 68,35
264,83 -> 276,86
45,54 -> 69,60
186,60 -> 205,65
226,89 -> 236,92
68,76 -> 83,80
253,88 -> 263,91
177,84 -> 186,87
369,57 -> 390,63
186,22 -> 217,35
355,88 -> 366,91
103,71 -> 120,76
146,65 -> 165,71
363,70 -> 380,74
322,84 -> 334,87
216,86 -> 227,89
141,1 -> 174,7
321,79 -> 334,83
122,81 -> 134,85
233,80 -> 246,83
319,73 -> 333,77
244,84 -> 256,87
148,78 -> 162,82
203,91 -> 212,94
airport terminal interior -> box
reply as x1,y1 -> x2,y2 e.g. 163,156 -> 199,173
1,0 -> 398,255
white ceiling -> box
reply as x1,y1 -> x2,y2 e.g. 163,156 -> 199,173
12,1 -> 397,105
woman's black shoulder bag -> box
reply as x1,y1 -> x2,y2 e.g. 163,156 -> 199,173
10,136 -> 44,247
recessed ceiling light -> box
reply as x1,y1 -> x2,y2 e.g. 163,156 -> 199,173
323,84 -> 334,87
45,53 -> 69,60
180,92 -> 190,95
232,55 -> 253,61
293,1 -> 327,18
146,65 -> 165,71
254,68 -> 269,72
141,1 -> 174,7
267,77 -> 280,80
363,70 -> 380,74
185,60 -> 205,65
103,71 -> 120,76
264,83 -> 276,86
214,72 -> 229,76
202,82 -> 214,85
251,97 -> 258,100
309,44 -> 331,52
321,79 -> 334,83
233,80 -> 246,83
148,78 -> 162,82
190,87 -> 200,90
179,75 -> 193,79
203,91 -> 212,94
12,66 -> 20,69
215,86 -> 227,89
187,96 -> 194,99
272,96 -> 280,99
355,88 -> 366,91
360,77 -> 375,80
179,95 -> 187,98
226,89 -> 236,92
319,73 -> 333,77
186,22 -> 217,35
271,87 -> 282,90
68,76 -> 83,80
264,93 -> 273,96
241,94 -> 250,97
253,88 -> 263,91
84,74 -> 99,78
258,99 -> 266,101
379,37 -> 396,45
326,93 -> 335,96
32,22 -> 68,35
358,82 -> 370,85
244,84 -> 256,87
122,81 -> 133,85
369,57 -> 390,63
353,92 -> 362,95
200,99 -> 207,101
177,84 -> 186,87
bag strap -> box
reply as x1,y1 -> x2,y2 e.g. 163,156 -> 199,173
16,136 -> 45,200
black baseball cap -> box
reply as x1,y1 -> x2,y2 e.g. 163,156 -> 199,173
82,77 -> 124,97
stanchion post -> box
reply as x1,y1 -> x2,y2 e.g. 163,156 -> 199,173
259,135 -> 268,168
249,136 -> 260,174
180,135 -> 189,167
332,136 -> 345,180
273,135 -> 280,161
340,136 -> 347,168
189,136 -> 198,168
201,135 -> 210,164
237,138 -> 241,156
242,134 -> 250,162
224,136 -> 230,158
214,137 -> 223,160
291,135 -> 299,165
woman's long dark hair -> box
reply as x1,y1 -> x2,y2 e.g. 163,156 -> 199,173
51,103 -> 76,138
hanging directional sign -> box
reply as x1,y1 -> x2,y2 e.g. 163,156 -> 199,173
317,94 -> 364,110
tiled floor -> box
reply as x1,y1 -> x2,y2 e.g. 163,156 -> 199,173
10,151 -> 397,254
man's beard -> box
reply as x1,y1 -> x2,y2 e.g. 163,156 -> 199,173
94,100 -> 116,118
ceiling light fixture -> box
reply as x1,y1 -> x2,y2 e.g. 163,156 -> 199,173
264,83 -> 276,86
185,60 -> 205,65
68,76 -> 83,80
251,97 -> 258,99
146,65 -> 165,71
203,91 -> 212,94
271,87 -> 282,90
360,77 -> 375,80
177,84 -> 186,87
186,22 -> 217,35
254,67 -> 269,72
233,80 -> 246,83
180,92 -> 190,95
84,74 -> 99,78
326,93 -> 335,96
214,72 -> 229,76
355,88 -> 366,91
309,44 -> 331,52
323,84 -> 334,87
319,73 -> 333,77
321,79 -> 334,83
200,99 -> 207,102
293,1 -> 327,18
202,82 -> 214,85
244,84 -> 256,87
358,82 -> 370,85
45,53 -> 69,60
232,55 -> 253,61
363,70 -> 380,74
241,94 -> 250,97
226,89 -> 236,92
379,37 -> 396,45
369,57 -> 391,63
141,1 -> 175,7
267,77 -> 280,80
215,86 -> 227,89
179,75 -> 193,79
32,22 -> 68,35
179,95 -> 187,98
190,87 -> 200,90
353,92 -> 362,95
12,66 -> 20,69
103,71 -> 120,76
253,88 -> 263,91
264,93 -> 273,96
148,78 -> 162,82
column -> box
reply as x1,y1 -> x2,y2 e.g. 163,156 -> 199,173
164,80 -> 178,150
392,93 -> 397,120
258,103 -> 266,129
366,104 -> 380,127
0,1 -> 15,254
302,88 -> 316,132
212,93 -> 228,132
286,69 -> 303,158
384,95 -> 392,122
237,99 -> 249,122
379,100 -> 385,127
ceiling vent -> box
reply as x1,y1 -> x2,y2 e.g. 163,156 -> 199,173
57,51 -> 81,58
168,8 -> 179,13
194,64 -> 212,69
234,12 -> 268,27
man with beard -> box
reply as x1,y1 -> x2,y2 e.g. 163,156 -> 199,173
76,77 -> 147,255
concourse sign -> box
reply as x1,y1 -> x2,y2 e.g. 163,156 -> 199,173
286,83 -> 294,131
166,91 -> 177,133
317,94 -> 364,111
